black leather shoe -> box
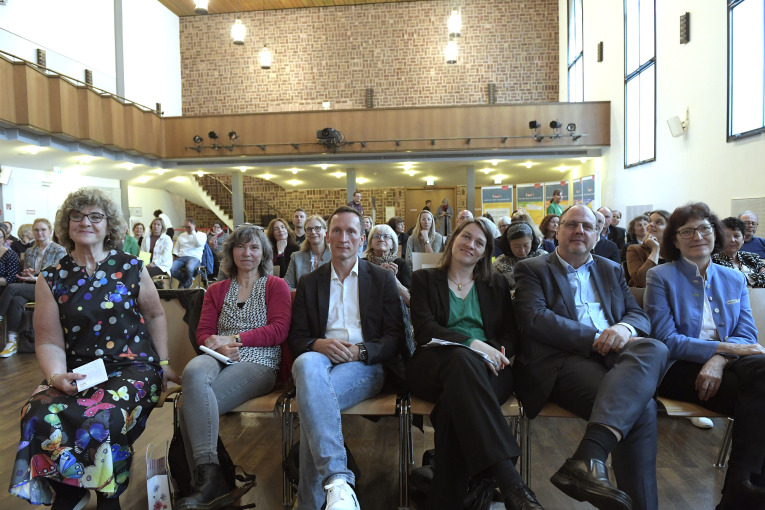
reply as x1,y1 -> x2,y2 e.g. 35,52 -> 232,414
550,458 -> 632,510
718,481 -> 765,509
174,463 -> 235,510
504,482 -> 545,510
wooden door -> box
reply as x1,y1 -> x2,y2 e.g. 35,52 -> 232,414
404,187 -> 457,232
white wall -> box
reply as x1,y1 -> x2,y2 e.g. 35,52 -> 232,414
0,167 -> 121,229
0,0 -> 117,92
121,0 -> 182,116
559,0 -> 765,220
127,186 -> 185,233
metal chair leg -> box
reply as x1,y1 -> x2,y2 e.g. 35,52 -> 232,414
520,412 -> 531,486
715,418 -> 734,468
398,395 -> 410,509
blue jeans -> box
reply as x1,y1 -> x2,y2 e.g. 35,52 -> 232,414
292,352 -> 385,509
171,256 -> 201,288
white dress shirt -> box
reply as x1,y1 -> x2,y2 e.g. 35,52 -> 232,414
172,231 -> 207,260
325,259 -> 364,344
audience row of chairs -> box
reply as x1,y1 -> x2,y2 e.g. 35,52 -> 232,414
156,285 -> 765,509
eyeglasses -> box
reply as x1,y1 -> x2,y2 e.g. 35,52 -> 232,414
743,221 -> 759,227
305,226 -> 325,233
372,234 -> 393,241
69,211 -> 106,223
560,220 -> 596,233
676,224 -> 714,239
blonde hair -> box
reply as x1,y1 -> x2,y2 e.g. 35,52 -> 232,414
412,210 -> 436,244
300,215 -> 329,252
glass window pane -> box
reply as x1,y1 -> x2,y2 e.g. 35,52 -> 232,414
574,0 -> 583,54
575,59 -> 584,102
639,64 -> 656,162
625,0 -> 640,73
730,0 -> 765,135
568,0 -> 583,65
639,0 -> 655,63
625,77 -> 640,165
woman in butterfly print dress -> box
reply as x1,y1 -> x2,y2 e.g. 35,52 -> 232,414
9,188 -> 180,510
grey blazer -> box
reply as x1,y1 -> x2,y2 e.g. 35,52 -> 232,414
283,249 -> 331,290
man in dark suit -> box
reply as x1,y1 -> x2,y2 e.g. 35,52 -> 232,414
289,205 -> 404,510
599,206 -> 627,253
513,204 -> 668,510
592,209 -> 622,264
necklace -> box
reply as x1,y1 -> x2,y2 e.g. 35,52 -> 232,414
447,276 -> 473,291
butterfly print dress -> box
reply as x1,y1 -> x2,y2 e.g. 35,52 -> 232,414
9,251 -> 162,504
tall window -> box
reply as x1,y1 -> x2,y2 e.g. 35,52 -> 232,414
568,0 -> 583,102
728,0 -> 765,140
624,0 -> 655,168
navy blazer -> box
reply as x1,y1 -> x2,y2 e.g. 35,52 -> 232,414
288,258 -> 405,365
513,252 -> 650,417
409,268 -> 517,356
592,237 -> 621,264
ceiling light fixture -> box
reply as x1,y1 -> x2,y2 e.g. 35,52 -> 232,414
236,166 -> 249,172
480,168 -> 492,174
405,169 -> 418,177
287,179 -> 301,186
320,164 -> 329,170
490,160 -> 499,166
357,177 -> 369,184
425,177 -> 436,186
153,168 -> 167,175
194,0 -> 209,15
196,171 -> 206,177
522,161 -> 534,169
260,45 -> 272,69
120,163 -> 137,170
232,19 -> 245,45
448,9 -> 462,37
445,39 -> 458,64
19,146 -> 43,155
260,173 -> 274,180
331,172 -> 345,178
494,176 -> 503,185
76,156 -> 97,165
135,176 -> 152,184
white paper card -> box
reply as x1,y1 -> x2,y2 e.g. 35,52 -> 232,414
427,338 -> 494,366
200,345 -> 237,365
73,358 -> 109,392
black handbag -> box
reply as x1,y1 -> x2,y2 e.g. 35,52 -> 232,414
167,394 -> 257,508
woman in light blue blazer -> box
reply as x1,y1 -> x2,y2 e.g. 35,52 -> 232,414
284,215 -> 331,290
645,202 -> 765,510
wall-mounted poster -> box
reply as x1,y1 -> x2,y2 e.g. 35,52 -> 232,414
544,181 -> 569,214
481,185 -> 513,220
516,183 -> 545,224
581,175 -> 596,207
572,178 -> 583,204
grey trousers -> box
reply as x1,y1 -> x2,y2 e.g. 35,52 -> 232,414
179,354 -> 276,467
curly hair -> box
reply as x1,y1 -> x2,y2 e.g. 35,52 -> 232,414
266,218 -> 297,251
721,217 -> 747,238
364,224 -> 398,258
437,218 -> 495,283
220,225 -> 274,279
55,188 -> 126,252
661,202 -> 724,261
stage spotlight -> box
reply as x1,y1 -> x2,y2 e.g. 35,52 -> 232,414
228,131 -> 239,141
549,120 -> 562,129
529,121 -> 541,130
193,135 -> 203,143
208,131 -> 219,140
567,123 -> 577,132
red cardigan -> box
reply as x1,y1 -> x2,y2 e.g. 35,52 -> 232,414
196,276 -> 293,381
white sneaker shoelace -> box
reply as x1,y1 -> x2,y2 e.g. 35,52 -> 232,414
324,479 -> 360,510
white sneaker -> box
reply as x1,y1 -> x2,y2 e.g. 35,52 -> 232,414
688,416 -> 714,429
0,339 -> 17,358
324,479 -> 360,510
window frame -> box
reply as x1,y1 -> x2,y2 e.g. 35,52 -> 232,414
567,0 -> 584,102
623,0 -> 657,169
727,0 -> 765,142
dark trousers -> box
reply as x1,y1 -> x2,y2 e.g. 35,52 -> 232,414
406,347 -> 519,510
548,338 -> 668,510
659,356 -> 765,476
0,282 -> 35,331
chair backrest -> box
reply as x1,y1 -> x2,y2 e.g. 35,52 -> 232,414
748,288 -> 765,345
411,252 -> 442,271
162,296 -> 199,376
629,286 -> 645,309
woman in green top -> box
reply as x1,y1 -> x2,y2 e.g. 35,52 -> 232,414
546,189 -> 563,216
406,218 -> 541,510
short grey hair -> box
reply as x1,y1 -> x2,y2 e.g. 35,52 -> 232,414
364,224 -> 398,258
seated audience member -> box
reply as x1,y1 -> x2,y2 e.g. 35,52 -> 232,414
494,215 -> 513,257
599,206 -> 626,252
207,221 -> 228,277
626,210 -> 670,287
154,209 -> 174,239
175,225 -> 291,510
456,210 -> 474,229
132,222 -> 145,248
10,223 -> 34,256
360,216 -> 373,255
494,222 -> 547,290
591,210 -> 621,264
539,214 -> 559,253
510,213 -> 544,246
481,213 -> 501,241
171,218 -> 207,288
713,217 -> 765,287
612,209 -> 623,227
0,227 -> 20,288
739,211 -> 765,259
289,206 -> 404,510
9,187 -> 179,509
513,204 -> 668,510
387,216 -> 409,259
121,226 -> 140,256
364,224 -> 411,305
284,215 -> 331,290
622,214 -> 649,261
645,202 -> 765,509
0,218 -> 66,358
141,217 -> 173,280
0,224 -> 12,248
546,189 -> 563,216
406,210 -> 444,265
435,198 -> 454,238
293,208 -> 307,245
267,217 -> 299,278
3,221 -> 19,245
407,218 -> 541,510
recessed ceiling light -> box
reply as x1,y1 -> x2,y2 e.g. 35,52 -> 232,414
521,161 -> 535,169
490,160 -> 500,166
171,176 -> 187,183
196,171 -> 205,177
76,156 -> 97,165
19,146 -> 44,155
579,158 -> 589,163
260,173 -> 274,180
319,164 -> 329,170
236,166 -> 250,172
287,179 -> 301,186
289,168 -> 300,175
120,163 -> 137,170
153,168 -> 167,175
331,172 -> 344,178
135,176 -> 152,183
405,169 -> 418,177
555,166 -> 570,172
357,177 -> 369,184
480,168 -> 492,175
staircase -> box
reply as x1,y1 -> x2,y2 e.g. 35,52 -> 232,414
195,174 -> 284,226
189,176 -> 234,227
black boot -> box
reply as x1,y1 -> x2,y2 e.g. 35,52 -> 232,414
174,463 -> 235,510
50,481 -> 89,510
96,492 -> 121,510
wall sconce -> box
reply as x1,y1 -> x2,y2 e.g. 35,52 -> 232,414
260,45 -> 272,69
445,39 -> 458,64
667,109 -> 689,137
448,10 -> 461,37
194,0 -> 208,14
232,19 -> 245,45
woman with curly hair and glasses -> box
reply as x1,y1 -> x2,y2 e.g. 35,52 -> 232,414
9,187 -> 179,510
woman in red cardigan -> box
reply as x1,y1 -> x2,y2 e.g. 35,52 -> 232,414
175,224 -> 292,510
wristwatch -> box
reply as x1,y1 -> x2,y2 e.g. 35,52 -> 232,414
357,343 -> 369,363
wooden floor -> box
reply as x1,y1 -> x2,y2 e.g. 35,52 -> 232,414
1,353 -> 726,509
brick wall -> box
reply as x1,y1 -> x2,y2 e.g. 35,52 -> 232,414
180,0 -> 559,116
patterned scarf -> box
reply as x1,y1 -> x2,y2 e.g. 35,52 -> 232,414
366,252 -> 397,266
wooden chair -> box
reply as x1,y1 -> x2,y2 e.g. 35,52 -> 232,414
410,252 -> 442,271
519,402 -> 581,487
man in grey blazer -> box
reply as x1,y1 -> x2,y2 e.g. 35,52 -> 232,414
513,205 -> 668,510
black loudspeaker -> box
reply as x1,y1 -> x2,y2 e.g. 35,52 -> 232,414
680,12 -> 690,44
